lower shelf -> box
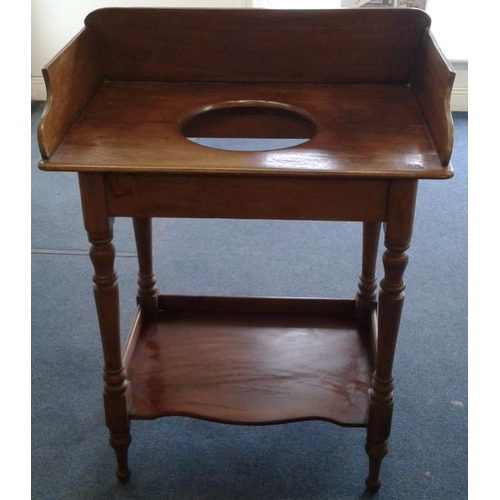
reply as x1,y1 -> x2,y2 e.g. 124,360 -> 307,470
125,296 -> 375,426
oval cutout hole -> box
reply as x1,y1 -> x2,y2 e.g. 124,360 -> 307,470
180,101 -> 316,152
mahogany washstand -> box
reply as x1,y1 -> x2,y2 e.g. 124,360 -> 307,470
37,8 -> 455,492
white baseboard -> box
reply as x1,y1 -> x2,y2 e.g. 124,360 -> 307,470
31,76 -> 46,101
450,85 -> 468,112
31,77 -> 468,110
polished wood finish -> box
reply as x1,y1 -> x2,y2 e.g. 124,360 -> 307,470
84,8 -> 430,84
365,180 -> 418,492
39,82 -> 452,177
127,298 -> 373,426
122,307 -> 142,371
411,29 -> 456,165
157,295 -> 356,315
356,222 -> 382,325
104,174 -> 389,221
38,28 -> 102,158
78,173 -> 131,484
132,218 -> 158,319
37,8 -> 455,492
180,100 -> 317,139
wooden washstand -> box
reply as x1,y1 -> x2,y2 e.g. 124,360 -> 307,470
37,7 -> 455,492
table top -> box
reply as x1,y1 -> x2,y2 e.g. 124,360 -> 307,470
39,81 -> 453,179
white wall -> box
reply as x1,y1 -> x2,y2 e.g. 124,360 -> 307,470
426,0 -> 468,111
450,61 -> 467,113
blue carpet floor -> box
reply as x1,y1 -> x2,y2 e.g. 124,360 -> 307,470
32,101 -> 467,500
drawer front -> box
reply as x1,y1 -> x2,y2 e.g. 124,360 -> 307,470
105,174 -> 388,222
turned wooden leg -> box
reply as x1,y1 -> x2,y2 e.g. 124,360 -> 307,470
79,174 -> 131,484
132,217 -> 158,319
356,222 -> 382,325
365,180 -> 418,493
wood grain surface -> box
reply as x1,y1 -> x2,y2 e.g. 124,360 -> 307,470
127,301 -> 373,426
40,82 -> 451,178
85,8 -> 430,84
